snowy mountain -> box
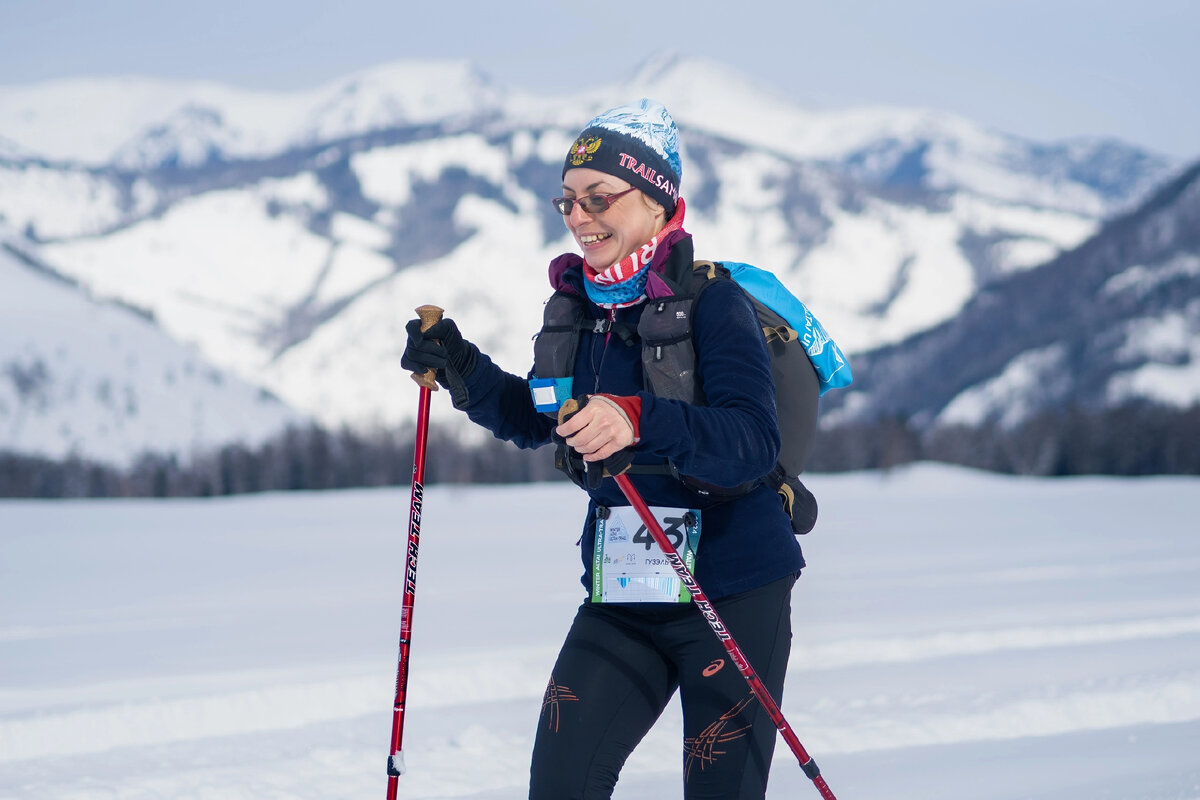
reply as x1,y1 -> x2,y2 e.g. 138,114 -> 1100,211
825,160 -> 1200,430
0,232 -> 303,466
0,55 -> 1178,453
0,61 -> 505,169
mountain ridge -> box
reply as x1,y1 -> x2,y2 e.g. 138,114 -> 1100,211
0,230 -> 303,465
826,159 -> 1200,430
0,56 -> 1185,464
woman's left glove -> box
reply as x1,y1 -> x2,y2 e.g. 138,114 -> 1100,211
401,317 -> 480,408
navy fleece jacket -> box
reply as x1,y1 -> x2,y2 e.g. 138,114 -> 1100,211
454,244 -> 804,599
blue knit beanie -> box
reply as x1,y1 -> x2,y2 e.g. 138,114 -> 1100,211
563,98 -> 682,216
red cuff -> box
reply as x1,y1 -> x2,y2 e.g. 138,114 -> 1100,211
594,394 -> 642,443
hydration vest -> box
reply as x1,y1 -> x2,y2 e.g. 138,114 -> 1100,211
533,260 -> 849,534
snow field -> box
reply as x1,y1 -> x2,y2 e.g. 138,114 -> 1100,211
1,464 -> 1198,798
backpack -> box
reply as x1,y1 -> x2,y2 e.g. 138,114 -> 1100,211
531,260 -> 851,534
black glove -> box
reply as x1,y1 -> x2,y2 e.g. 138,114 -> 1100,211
779,475 -> 818,535
554,396 -> 635,490
401,317 -> 480,408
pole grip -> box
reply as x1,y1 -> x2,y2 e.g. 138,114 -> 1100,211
410,305 -> 445,390
557,397 -> 580,423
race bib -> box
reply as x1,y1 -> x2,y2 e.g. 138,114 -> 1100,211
592,506 -> 701,603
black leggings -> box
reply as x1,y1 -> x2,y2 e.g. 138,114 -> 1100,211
529,574 -> 796,800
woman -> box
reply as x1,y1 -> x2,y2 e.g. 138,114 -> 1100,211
402,99 -> 806,799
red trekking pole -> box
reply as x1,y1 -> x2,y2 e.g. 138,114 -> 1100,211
385,304 -> 443,800
614,471 -> 837,799
558,400 -> 837,799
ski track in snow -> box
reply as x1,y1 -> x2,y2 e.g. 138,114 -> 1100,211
5,616 -> 1200,762
1,464 -> 1199,799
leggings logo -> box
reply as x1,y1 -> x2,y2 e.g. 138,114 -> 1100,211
540,677 -> 580,732
684,694 -> 754,778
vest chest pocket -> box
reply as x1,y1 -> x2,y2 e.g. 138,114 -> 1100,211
638,297 -> 699,405
532,293 -> 587,415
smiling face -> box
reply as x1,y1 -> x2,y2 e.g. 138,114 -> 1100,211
561,168 -> 667,268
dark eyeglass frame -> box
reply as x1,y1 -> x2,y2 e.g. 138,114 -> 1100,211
550,187 -> 637,216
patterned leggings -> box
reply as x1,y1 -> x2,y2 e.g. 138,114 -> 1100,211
529,574 -> 796,800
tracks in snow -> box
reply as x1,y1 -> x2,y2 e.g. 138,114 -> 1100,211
4,613 -> 1198,763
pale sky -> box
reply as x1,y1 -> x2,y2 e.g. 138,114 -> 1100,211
0,0 -> 1196,159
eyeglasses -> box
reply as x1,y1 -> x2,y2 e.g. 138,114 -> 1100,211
550,187 -> 637,216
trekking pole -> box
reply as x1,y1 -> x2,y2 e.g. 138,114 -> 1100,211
613,472 -> 836,798
613,470 -> 837,798
559,398 -> 836,798
385,304 -> 443,800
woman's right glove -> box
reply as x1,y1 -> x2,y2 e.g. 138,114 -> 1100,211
401,317 -> 480,408
555,396 -> 637,490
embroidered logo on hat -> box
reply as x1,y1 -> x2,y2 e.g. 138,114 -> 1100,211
569,136 -> 603,166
